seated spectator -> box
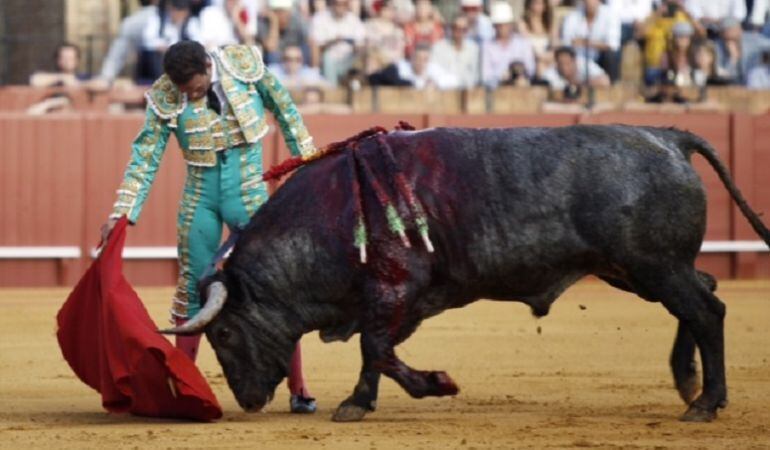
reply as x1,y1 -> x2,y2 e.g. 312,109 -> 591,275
642,0 -> 702,85
30,42 -> 90,88
199,0 -> 255,49
269,45 -> 327,88
645,69 -> 688,103
138,0 -> 201,84
430,16 -> 480,88
542,45 -> 610,93
28,43 -> 91,115
560,0 -> 621,81
607,0 -> 653,47
259,0 -> 311,65
518,0 -> 558,57
93,0 -> 159,87
661,21 -> 695,87
461,0 -> 495,44
748,0 -> 770,34
403,0 -> 444,58
310,0 -> 366,85
747,49 -> 770,89
363,0 -> 406,76
297,86 -> 354,113
396,44 -> 460,89
482,1 -> 535,87
500,61 -> 531,87
715,17 -> 743,82
691,40 -> 731,87
684,0 -> 746,39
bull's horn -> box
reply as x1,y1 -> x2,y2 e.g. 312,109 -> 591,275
159,281 -> 227,335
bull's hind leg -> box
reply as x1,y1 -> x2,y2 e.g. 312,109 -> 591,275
671,322 -> 700,404
633,267 -> 727,422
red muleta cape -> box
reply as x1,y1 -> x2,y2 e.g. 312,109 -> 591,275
56,217 -> 222,421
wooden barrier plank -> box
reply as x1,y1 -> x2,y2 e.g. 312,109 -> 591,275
0,113 -> 85,285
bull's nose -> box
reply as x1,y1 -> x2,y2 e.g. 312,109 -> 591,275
241,401 -> 264,413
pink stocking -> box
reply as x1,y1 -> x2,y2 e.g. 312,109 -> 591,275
287,340 -> 312,397
175,317 -> 202,362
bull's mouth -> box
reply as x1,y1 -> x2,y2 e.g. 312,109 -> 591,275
237,390 -> 274,413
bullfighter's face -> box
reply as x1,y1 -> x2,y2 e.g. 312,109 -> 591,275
205,304 -> 289,412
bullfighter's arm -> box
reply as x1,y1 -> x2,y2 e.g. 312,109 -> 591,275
256,68 -> 316,157
110,106 -> 171,223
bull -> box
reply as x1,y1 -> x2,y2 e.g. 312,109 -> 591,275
163,124 -> 770,423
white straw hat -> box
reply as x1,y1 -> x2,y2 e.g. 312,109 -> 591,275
490,2 -> 514,25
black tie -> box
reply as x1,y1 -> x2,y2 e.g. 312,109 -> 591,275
206,85 -> 222,115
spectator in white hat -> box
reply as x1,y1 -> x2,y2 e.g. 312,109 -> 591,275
461,0 -> 495,44
258,0 -> 311,65
482,1 -> 535,87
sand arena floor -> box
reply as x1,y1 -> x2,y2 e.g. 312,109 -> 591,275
1,280 -> 769,449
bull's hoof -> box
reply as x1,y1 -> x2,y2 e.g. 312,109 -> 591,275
680,405 -> 717,422
675,376 -> 700,405
428,371 -> 459,397
332,403 -> 368,422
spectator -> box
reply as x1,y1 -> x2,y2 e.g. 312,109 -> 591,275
259,0 -> 311,65
94,0 -> 159,86
363,0 -> 406,76
662,21 -> 695,87
482,2 -> 535,87
542,45 -> 610,94
403,0 -> 445,58
747,49 -> 770,89
297,86 -> 354,113
397,43 -> 460,89
461,0 -> 495,44
684,0 -> 746,39
642,0 -> 702,85
715,17 -> 743,81
430,16 -> 480,88
560,0 -> 621,81
748,0 -> 770,34
362,0 -> 414,24
268,45 -> 327,88
691,40 -> 731,87
518,0 -> 558,57
500,61 -> 531,86
139,0 -> 201,83
607,0 -> 653,47
309,0 -> 366,84
645,69 -> 688,103
199,0 -> 255,49
30,42 -> 89,88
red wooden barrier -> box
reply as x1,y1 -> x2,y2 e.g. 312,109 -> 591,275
0,112 -> 768,287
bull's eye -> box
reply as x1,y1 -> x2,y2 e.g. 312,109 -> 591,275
217,327 -> 232,344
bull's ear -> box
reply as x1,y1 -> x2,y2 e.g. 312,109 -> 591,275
159,281 -> 228,335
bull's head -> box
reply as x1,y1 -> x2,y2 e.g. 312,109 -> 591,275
160,277 -> 294,412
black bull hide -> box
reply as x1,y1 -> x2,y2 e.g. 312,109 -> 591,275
198,125 -> 770,422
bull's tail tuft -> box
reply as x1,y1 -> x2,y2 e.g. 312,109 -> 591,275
675,130 -> 770,248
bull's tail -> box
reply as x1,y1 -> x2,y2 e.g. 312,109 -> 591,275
675,130 -> 770,247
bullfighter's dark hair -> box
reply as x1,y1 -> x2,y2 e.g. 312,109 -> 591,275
163,40 -> 208,85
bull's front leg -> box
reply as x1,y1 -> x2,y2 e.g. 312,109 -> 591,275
332,333 -> 381,422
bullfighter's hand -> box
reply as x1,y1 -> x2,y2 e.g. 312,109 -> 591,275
100,218 -> 119,244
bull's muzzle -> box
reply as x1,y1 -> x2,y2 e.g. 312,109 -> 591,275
158,281 -> 227,335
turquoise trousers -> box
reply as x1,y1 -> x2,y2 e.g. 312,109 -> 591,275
171,145 -> 267,319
